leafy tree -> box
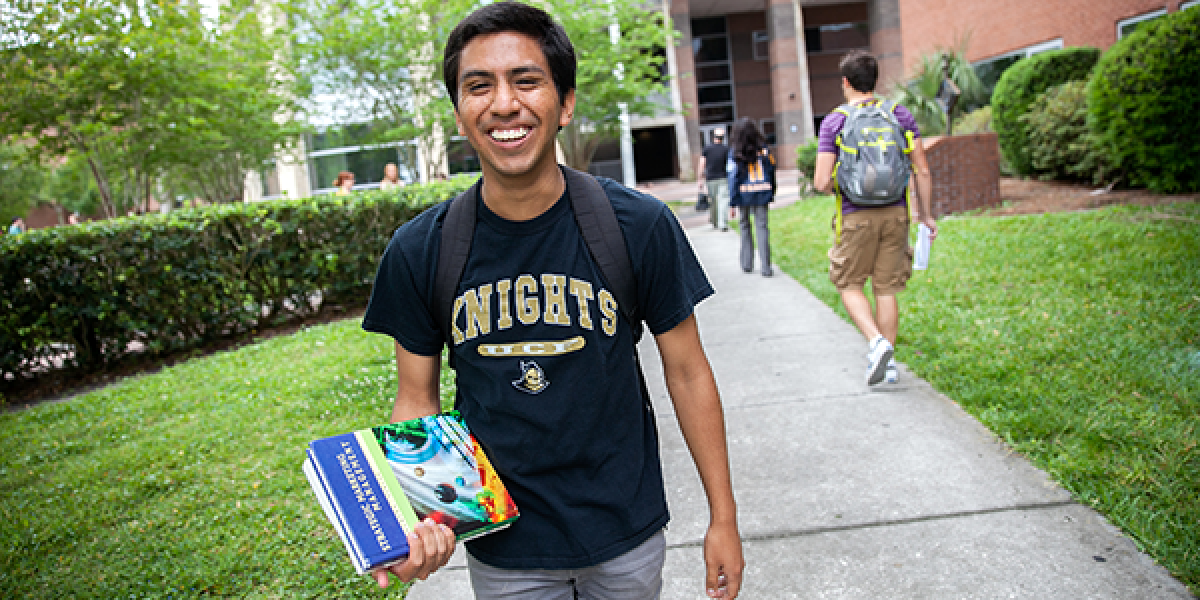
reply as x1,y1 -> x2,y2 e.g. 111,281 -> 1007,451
0,0 -> 302,216
547,0 -> 671,172
0,141 -> 48,224
287,0 -> 475,180
288,0 -> 671,175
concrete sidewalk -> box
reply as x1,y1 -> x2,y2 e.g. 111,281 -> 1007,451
408,194 -> 1191,599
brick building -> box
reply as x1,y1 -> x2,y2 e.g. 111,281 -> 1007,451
629,0 -> 1197,184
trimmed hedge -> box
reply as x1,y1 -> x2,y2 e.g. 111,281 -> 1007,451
1088,8 -> 1200,193
992,46 -> 1101,176
0,178 -> 473,384
1022,80 -> 1114,185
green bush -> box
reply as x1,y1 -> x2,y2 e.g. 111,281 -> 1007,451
992,46 -> 1101,175
952,106 -> 992,135
0,178 -> 473,384
1088,8 -> 1200,193
795,138 -> 818,175
1021,80 -> 1114,185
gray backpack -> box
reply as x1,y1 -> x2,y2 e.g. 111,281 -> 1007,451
833,100 -> 912,207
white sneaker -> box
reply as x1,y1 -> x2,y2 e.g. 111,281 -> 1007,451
885,359 -> 898,384
866,335 -> 893,386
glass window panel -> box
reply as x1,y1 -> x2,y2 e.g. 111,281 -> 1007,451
347,147 -> 400,184
696,64 -> 731,84
753,31 -> 769,61
699,105 -> 735,125
311,153 -> 349,191
974,54 -> 1023,95
447,138 -> 481,175
690,17 -> 726,37
693,36 -> 728,63
818,22 -> 869,52
760,120 -> 776,146
697,85 -> 733,105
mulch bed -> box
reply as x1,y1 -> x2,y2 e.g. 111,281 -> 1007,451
988,177 -> 1199,216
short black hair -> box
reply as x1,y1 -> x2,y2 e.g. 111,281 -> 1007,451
839,50 -> 879,93
442,1 -> 576,109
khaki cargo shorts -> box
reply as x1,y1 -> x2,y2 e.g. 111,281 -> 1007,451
829,203 -> 912,296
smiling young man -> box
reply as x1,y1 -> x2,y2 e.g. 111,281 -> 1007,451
360,2 -> 743,598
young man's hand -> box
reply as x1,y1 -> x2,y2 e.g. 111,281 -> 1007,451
371,518 -> 457,588
704,520 -> 745,598
919,215 -> 938,241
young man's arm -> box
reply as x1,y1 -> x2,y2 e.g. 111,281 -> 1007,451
697,155 -> 708,191
654,315 -> 744,599
813,152 -> 837,194
907,141 -> 938,240
371,342 -> 458,589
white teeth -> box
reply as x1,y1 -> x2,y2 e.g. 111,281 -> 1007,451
490,128 -> 529,141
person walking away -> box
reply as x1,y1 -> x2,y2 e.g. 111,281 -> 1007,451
726,117 -> 775,277
8,217 -> 26,235
696,127 -> 731,231
812,50 -> 938,386
360,2 -> 744,597
379,163 -> 405,190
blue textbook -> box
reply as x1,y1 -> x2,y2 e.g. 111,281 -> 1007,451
303,411 -> 519,574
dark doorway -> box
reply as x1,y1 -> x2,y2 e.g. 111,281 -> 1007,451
633,126 -> 678,182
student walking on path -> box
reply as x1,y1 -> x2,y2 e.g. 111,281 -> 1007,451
726,117 -> 776,277
696,127 -> 731,231
360,2 -> 743,597
812,49 -> 938,386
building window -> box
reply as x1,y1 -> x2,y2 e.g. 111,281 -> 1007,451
752,31 -> 769,61
306,124 -> 418,193
759,119 -> 776,146
973,38 -> 1064,97
804,22 -> 869,54
1117,9 -> 1167,38
447,137 -> 481,175
691,16 -> 735,127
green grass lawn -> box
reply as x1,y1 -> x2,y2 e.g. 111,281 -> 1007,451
0,320 -> 456,598
773,196 -> 1200,593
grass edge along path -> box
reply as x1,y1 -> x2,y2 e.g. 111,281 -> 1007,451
771,197 -> 1199,594
0,318 -> 457,598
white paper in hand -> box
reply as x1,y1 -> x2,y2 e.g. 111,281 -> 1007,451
913,223 -> 932,270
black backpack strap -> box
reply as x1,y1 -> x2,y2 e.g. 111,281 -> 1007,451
561,166 -> 642,341
433,177 -> 482,347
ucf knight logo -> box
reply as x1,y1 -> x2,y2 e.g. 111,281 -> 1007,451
512,360 -> 549,394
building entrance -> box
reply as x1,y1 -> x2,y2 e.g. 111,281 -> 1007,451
632,126 -> 678,182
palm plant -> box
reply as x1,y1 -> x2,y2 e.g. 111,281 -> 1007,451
891,45 -> 987,136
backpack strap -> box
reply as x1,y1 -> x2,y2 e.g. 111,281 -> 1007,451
561,166 -> 640,338
433,177 -> 482,348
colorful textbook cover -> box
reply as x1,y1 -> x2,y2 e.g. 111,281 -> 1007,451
303,411 -> 519,574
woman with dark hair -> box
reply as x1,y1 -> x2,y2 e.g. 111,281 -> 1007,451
727,117 -> 776,276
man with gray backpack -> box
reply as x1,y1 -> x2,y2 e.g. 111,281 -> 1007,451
812,50 -> 938,386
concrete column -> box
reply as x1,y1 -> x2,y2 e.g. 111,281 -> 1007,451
662,0 -> 694,181
868,0 -> 904,92
668,0 -> 701,180
767,0 -> 816,163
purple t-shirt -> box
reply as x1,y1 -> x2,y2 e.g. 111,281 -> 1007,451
818,100 -> 920,214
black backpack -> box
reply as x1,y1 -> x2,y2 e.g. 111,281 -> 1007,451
431,166 -> 653,404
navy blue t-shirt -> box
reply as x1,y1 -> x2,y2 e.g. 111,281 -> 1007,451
362,175 -> 713,569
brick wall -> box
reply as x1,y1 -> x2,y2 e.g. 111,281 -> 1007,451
899,0 -> 1193,71
921,133 -> 1000,216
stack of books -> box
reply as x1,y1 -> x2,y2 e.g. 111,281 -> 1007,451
303,411 -> 519,574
